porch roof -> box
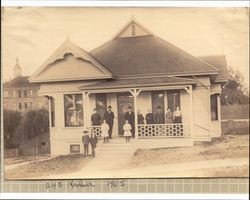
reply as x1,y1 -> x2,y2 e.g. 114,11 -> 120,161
79,76 -> 196,91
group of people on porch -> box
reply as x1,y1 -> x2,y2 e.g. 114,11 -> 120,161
90,105 -> 182,140
139,106 -> 182,124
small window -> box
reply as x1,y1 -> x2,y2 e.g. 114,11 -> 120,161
18,90 -> 22,98
132,23 -> 136,36
24,90 -> 27,97
29,90 -> 33,97
70,144 -> 80,153
29,102 -> 33,110
211,94 -> 218,121
50,98 -> 55,127
24,102 -> 28,110
13,90 -> 16,97
19,103 -> 22,110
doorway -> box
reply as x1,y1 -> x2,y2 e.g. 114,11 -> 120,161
117,92 -> 134,135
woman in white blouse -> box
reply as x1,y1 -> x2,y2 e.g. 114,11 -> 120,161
173,106 -> 182,123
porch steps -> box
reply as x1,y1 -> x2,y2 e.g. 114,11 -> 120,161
96,138 -> 136,156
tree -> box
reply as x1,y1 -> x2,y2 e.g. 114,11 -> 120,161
16,108 -> 49,141
3,109 -> 22,148
221,67 -> 249,105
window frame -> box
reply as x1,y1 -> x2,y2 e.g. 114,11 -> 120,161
210,94 -> 219,121
151,90 -> 165,120
64,93 -> 84,127
18,90 -> 22,98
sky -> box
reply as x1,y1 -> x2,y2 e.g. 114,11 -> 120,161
2,7 -> 249,86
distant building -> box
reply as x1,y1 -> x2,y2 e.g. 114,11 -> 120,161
3,58 -> 48,113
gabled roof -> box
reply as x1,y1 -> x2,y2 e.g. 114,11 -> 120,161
112,18 -> 155,39
29,38 -> 114,83
79,76 -> 196,91
90,34 -> 219,78
198,55 -> 229,83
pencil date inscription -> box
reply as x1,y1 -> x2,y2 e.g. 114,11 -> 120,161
107,180 -> 125,188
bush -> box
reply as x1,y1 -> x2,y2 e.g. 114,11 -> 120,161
3,109 -> 22,148
16,108 -> 49,141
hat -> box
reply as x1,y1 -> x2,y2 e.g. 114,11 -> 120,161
83,130 -> 88,133
128,106 -> 132,109
93,108 -> 97,111
108,105 -> 112,109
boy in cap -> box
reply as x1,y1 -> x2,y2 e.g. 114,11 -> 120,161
82,130 -> 90,156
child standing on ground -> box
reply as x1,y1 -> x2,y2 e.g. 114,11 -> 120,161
123,120 -> 132,143
101,120 -> 110,143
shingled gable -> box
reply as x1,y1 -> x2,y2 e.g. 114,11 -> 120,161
29,38 -> 114,83
90,19 -> 219,78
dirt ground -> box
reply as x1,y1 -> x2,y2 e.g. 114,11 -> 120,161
5,154 -> 91,180
5,135 -> 249,179
129,135 -> 249,176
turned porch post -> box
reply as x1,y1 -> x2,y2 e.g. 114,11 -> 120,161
130,89 -> 141,139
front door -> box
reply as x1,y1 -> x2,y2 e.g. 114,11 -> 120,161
117,92 -> 134,135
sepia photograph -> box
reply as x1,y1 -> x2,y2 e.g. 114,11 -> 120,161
2,7 -> 249,180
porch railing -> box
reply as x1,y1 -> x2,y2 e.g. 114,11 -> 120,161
138,123 -> 190,138
88,126 -> 102,138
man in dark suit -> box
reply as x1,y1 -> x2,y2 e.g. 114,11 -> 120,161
89,132 -> 98,157
104,106 -> 114,139
155,106 -> 165,124
125,106 -> 135,137
91,108 -> 101,125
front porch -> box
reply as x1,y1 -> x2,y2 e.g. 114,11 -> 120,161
82,83 -> 194,140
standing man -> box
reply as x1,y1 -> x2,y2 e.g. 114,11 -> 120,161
89,132 -> 98,157
91,108 -> 101,125
104,106 -> 114,139
125,106 -> 135,137
82,130 -> 90,157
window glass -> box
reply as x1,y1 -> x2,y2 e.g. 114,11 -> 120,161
211,94 -> 218,121
70,144 -> 80,153
29,90 -> 33,97
19,103 -> 22,110
24,102 -> 28,110
18,90 -> 22,98
96,93 -> 107,120
167,90 -> 181,112
64,94 -> 83,127
51,98 -> 55,127
151,91 -> 165,117
24,90 -> 27,97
